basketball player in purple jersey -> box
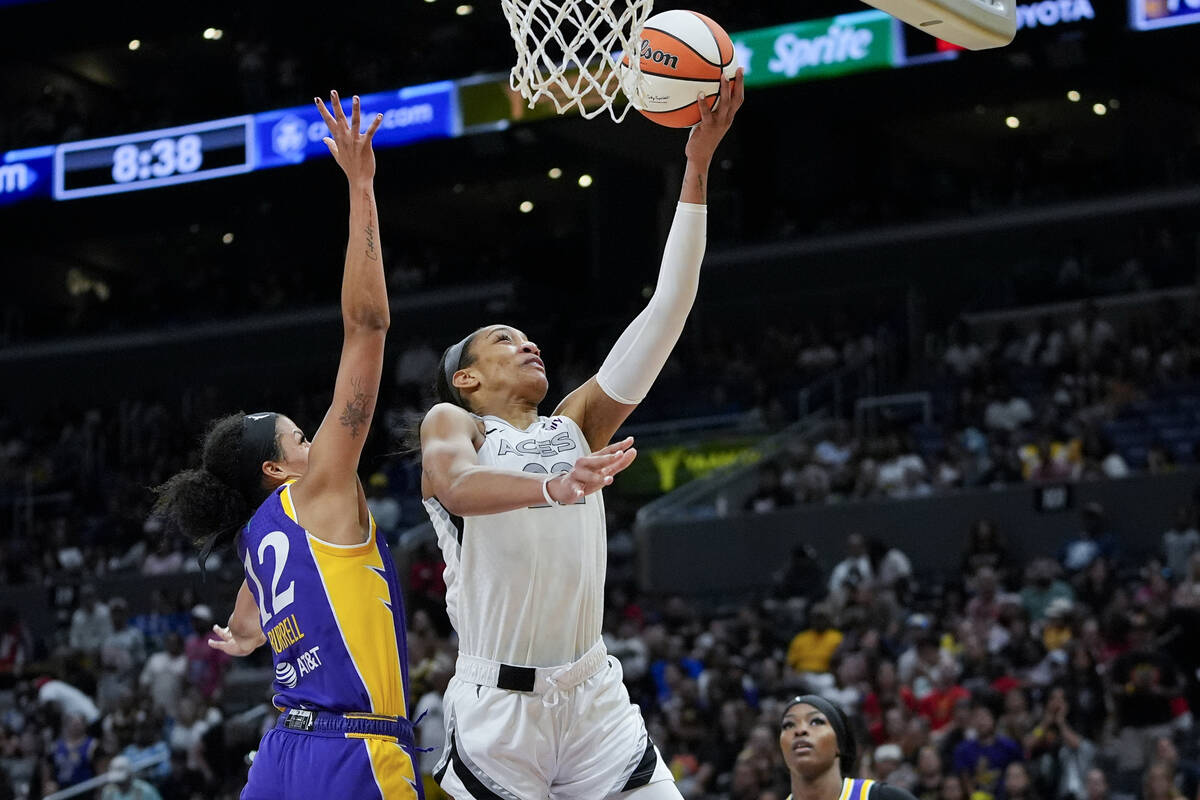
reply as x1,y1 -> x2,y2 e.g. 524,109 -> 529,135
153,91 -> 420,799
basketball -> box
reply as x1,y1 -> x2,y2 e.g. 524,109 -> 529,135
623,9 -> 739,128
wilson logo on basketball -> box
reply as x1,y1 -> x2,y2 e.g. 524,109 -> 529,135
640,39 -> 679,70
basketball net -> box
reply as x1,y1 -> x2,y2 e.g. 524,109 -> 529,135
501,0 -> 654,122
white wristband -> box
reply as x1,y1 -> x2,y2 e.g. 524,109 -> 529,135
542,474 -> 567,506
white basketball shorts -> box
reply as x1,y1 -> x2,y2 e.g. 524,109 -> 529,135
433,650 -> 673,800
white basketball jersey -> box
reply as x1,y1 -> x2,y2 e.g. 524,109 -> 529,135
423,414 -> 606,667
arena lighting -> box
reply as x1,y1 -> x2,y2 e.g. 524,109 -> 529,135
1005,116 -> 1020,129
1067,90 -> 1081,102
577,174 -> 593,187
519,201 -> 534,213
222,233 -> 234,244
127,40 -> 141,51
203,28 -> 223,40
456,4 -> 473,14
548,167 -> 562,179
1092,103 -> 1107,116
1109,98 -> 1120,110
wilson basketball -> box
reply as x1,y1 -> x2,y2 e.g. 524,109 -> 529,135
623,9 -> 738,128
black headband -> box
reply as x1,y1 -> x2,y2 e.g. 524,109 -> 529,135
784,695 -> 856,776
441,335 -> 471,407
238,412 -> 279,496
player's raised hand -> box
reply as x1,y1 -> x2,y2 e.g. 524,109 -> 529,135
686,67 -> 744,164
314,90 -> 383,185
547,437 -> 637,503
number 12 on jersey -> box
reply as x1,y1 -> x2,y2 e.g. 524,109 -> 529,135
244,530 -> 296,626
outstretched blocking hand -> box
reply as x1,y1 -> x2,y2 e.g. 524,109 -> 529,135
686,67 -> 745,164
314,90 -> 383,185
547,437 -> 638,504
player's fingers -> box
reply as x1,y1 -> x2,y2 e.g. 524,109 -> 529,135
600,449 -> 637,478
697,90 -> 714,126
731,67 -> 745,111
599,448 -> 638,476
314,97 -> 335,129
350,95 -> 361,137
322,137 -> 338,157
331,90 -> 346,125
593,436 -> 634,456
366,112 -> 384,140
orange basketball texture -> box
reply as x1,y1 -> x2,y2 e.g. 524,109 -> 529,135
626,10 -> 737,128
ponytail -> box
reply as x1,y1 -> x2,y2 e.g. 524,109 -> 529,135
152,411 -> 281,574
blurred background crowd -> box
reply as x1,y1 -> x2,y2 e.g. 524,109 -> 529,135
4,0 -> 1200,798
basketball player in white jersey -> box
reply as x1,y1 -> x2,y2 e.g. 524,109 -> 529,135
419,70 -> 744,800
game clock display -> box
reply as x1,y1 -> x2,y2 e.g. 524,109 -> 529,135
53,116 -> 255,200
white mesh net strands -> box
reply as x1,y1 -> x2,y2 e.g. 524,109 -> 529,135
501,0 -> 654,121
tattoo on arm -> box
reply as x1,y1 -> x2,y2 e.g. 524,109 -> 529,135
338,377 -> 372,438
364,192 -> 378,261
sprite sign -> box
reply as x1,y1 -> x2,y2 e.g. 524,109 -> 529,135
733,10 -> 897,88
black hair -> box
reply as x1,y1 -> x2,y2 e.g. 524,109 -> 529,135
782,695 -> 857,777
151,411 -> 281,574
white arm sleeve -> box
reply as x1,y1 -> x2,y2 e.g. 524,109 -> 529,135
596,202 -> 707,405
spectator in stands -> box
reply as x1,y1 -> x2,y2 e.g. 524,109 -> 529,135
1000,762 -> 1037,800
745,463 -> 795,513
99,755 -> 162,800
0,608 -> 30,687
917,666 -> 970,734
1022,315 -> 1066,370
871,743 -> 907,785
1172,551 -> 1200,609
984,382 -> 1034,435
1162,505 -> 1200,581
1143,761 -> 1187,800
68,584 -> 112,661
1060,642 -> 1106,740
139,632 -> 186,716
166,691 -> 219,788
1109,612 -> 1182,775
828,533 -> 873,601
129,590 -> 187,651
1059,503 -> 1117,576
1068,301 -> 1115,361
182,605 -> 229,702
962,520 -> 1010,583
939,774 -> 967,800
786,604 -> 843,683
945,321 -> 984,379
49,711 -> 97,792
1024,687 -> 1097,800
1148,442 -> 1179,475
911,745 -> 945,800
141,537 -> 184,576
1021,558 -> 1076,623
773,544 -> 826,603
1073,557 -> 1118,616
97,598 -> 146,713
365,471 -> 401,540
1151,735 -> 1200,800
1083,768 -> 1109,800
952,697 -> 1023,800
120,719 -> 171,782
